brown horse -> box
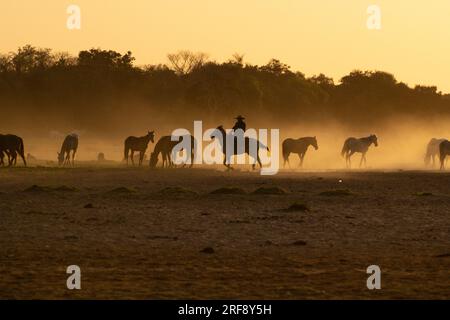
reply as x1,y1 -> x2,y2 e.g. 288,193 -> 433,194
124,131 -> 155,166
282,136 -> 318,168
149,135 -> 196,168
341,135 -> 378,168
439,140 -> 450,170
58,134 -> 78,167
0,134 -> 27,167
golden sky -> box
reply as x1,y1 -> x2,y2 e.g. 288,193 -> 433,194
1,0 -> 450,91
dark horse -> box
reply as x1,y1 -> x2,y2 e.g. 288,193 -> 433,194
210,125 -> 269,170
439,140 -> 450,170
58,134 -> 78,167
149,135 -> 196,168
0,134 -> 27,167
282,136 -> 318,168
341,134 -> 378,168
425,138 -> 446,167
124,131 -> 155,166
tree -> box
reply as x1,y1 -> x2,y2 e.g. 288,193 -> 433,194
167,50 -> 208,75
10,45 -> 54,73
259,59 -> 291,75
78,49 -> 135,69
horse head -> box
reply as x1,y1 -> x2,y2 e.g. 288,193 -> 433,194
57,152 -> 64,165
210,125 -> 226,140
312,136 -> 319,150
148,131 -> 155,143
371,134 -> 378,147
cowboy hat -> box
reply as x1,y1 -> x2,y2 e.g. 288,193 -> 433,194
235,115 -> 245,120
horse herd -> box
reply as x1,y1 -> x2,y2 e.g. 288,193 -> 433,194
0,130 -> 449,170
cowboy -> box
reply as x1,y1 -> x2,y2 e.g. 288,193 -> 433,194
232,115 -> 246,133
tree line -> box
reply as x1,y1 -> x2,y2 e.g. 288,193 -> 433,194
0,45 -> 448,135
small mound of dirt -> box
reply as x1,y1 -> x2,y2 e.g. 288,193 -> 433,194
319,189 -> 353,196
435,253 -> 450,258
291,240 -> 307,246
158,186 -> 197,196
200,247 -> 215,254
23,185 -> 52,193
108,187 -> 135,194
24,185 -> 78,193
84,203 -> 94,209
284,202 -> 310,212
415,192 -> 433,197
252,186 -> 287,195
210,187 -> 246,195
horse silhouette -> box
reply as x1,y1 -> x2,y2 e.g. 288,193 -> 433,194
439,140 -> 450,170
58,134 -> 78,167
124,131 -> 155,166
210,125 -> 269,170
341,135 -> 378,168
282,136 -> 318,168
149,135 -> 196,168
425,138 -> 446,167
0,134 -> 27,167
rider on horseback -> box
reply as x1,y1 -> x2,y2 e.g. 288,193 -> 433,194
232,115 -> 246,133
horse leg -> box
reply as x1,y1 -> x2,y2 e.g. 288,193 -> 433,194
130,151 -> 135,166
66,152 -> 71,166
167,154 -> 171,168
72,150 -> 76,167
359,153 -> 364,168
224,156 -> 232,170
139,152 -> 144,166
6,151 -> 12,167
299,153 -> 304,168
11,151 -> 17,166
257,155 -> 262,169
283,152 -> 290,168
348,151 -> 355,169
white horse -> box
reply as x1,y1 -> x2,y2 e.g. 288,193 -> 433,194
425,138 -> 446,167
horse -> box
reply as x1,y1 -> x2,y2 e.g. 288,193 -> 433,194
0,149 -> 5,166
282,136 -> 318,168
0,134 -> 27,167
424,138 -> 446,167
124,131 -> 155,166
439,140 -> 450,170
58,134 -> 78,167
341,134 -> 378,168
149,135 -> 196,168
210,125 -> 269,170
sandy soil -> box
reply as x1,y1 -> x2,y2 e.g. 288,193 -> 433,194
0,166 -> 449,299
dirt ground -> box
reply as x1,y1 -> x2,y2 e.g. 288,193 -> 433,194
0,166 -> 449,299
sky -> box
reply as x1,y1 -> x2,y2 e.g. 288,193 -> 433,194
1,0 -> 450,92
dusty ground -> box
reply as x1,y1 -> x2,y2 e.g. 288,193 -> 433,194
0,166 -> 449,299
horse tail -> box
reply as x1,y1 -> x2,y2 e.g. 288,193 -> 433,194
18,138 -> 27,166
341,140 -> 349,157
259,141 -> 269,151
123,141 -> 129,161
